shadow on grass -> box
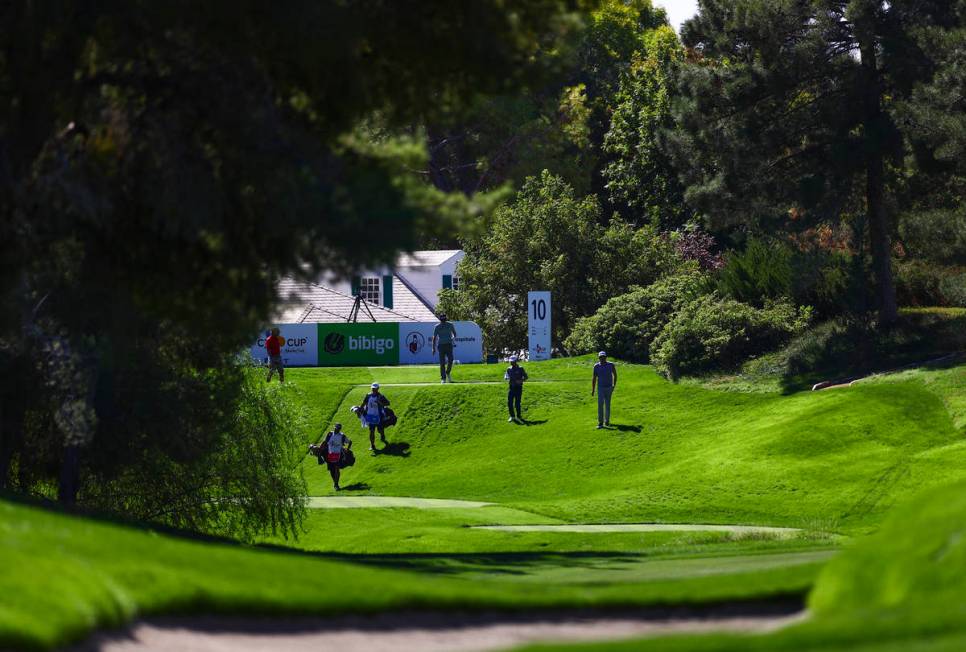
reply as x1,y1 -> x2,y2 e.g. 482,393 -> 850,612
607,424 -> 642,433
339,482 -> 371,492
378,441 -> 411,457
774,312 -> 966,394
318,550 -> 648,577
521,419 -> 548,426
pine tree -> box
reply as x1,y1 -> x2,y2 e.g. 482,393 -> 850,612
666,0 -> 958,324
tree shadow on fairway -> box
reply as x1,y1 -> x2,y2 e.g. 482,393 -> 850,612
379,441 -> 411,457
339,483 -> 371,492
319,551 -> 644,578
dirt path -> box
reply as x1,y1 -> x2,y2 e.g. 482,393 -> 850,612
70,605 -> 807,652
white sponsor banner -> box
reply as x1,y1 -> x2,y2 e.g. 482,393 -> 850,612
399,321 -> 484,365
528,291 -> 551,361
250,323 -> 318,367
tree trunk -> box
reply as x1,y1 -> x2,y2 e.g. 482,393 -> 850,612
0,402 -> 9,489
58,444 -> 81,505
860,35 -> 899,326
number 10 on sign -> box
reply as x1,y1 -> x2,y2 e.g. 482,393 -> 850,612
528,291 -> 551,361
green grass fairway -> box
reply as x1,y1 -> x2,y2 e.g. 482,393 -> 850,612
1,356 -> 963,650
524,479 -> 966,652
0,498 -> 829,651
290,357 -> 966,533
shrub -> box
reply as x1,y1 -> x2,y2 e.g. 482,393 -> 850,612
82,367 -> 308,541
939,271 -> 966,307
564,272 -> 708,361
651,294 -> 811,379
718,238 -> 794,305
718,237 -> 854,315
896,261 -> 966,307
898,208 -> 966,266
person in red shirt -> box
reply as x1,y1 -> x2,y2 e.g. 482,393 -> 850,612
265,327 -> 285,383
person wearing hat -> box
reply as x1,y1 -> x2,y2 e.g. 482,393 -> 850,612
432,313 -> 458,383
319,423 -> 351,491
504,355 -> 529,422
591,351 -> 617,429
359,382 -> 391,453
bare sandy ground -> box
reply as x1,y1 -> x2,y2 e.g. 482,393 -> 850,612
69,605 -> 807,652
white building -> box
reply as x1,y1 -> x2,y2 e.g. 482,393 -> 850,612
275,250 -> 464,324
321,249 -> 462,312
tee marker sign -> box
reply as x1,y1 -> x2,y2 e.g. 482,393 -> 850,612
528,291 -> 551,361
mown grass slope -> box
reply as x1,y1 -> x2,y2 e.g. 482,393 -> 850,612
2,357 -> 962,650
0,497 -> 829,651
290,357 -> 966,533
527,479 -> 966,652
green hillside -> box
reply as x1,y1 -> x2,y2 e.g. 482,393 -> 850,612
2,357 -> 964,650
290,357 -> 966,532
527,479 -> 966,652
0,497 -> 828,651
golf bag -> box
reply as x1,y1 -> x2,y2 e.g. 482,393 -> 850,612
308,443 -> 326,465
381,407 -> 398,428
340,447 -> 356,468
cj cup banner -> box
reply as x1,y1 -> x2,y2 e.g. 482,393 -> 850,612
251,324 -> 318,366
399,321 -> 484,365
250,322 -> 483,367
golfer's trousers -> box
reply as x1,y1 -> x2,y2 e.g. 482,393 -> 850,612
439,343 -> 454,379
597,386 -> 613,424
508,385 -> 523,418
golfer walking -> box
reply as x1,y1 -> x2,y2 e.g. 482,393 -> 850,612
359,383 -> 391,453
265,327 -> 285,383
504,355 -> 528,422
432,313 -> 457,383
319,423 -> 351,491
591,351 -> 617,429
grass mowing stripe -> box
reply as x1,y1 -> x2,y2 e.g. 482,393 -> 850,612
472,524 -> 801,536
307,497 -> 494,508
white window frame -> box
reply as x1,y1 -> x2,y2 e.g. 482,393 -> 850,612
451,275 -> 461,291
360,277 -> 381,304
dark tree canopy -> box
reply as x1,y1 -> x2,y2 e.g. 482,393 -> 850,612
666,0 -> 959,324
0,1 -> 587,530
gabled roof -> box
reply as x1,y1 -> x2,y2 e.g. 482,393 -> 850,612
391,276 -> 437,321
274,277 -> 435,323
395,250 -> 462,268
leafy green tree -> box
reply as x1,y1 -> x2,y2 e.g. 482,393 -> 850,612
603,24 -> 690,226
439,170 -> 677,351
665,0 -> 960,325
422,0 -> 669,205
0,1 -> 584,528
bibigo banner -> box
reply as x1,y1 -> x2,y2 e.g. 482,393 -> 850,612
317,323 -> 399,366
250,322 -> 483,367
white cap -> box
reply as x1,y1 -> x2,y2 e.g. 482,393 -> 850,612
371,382 -> 380,389
509,355 -> 518,362
598,351 -> 607,357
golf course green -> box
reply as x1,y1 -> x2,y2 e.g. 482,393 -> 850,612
2,356 -> 964,650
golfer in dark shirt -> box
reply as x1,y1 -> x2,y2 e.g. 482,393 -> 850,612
504,355 -> 529,422
592,351 -> 617,429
